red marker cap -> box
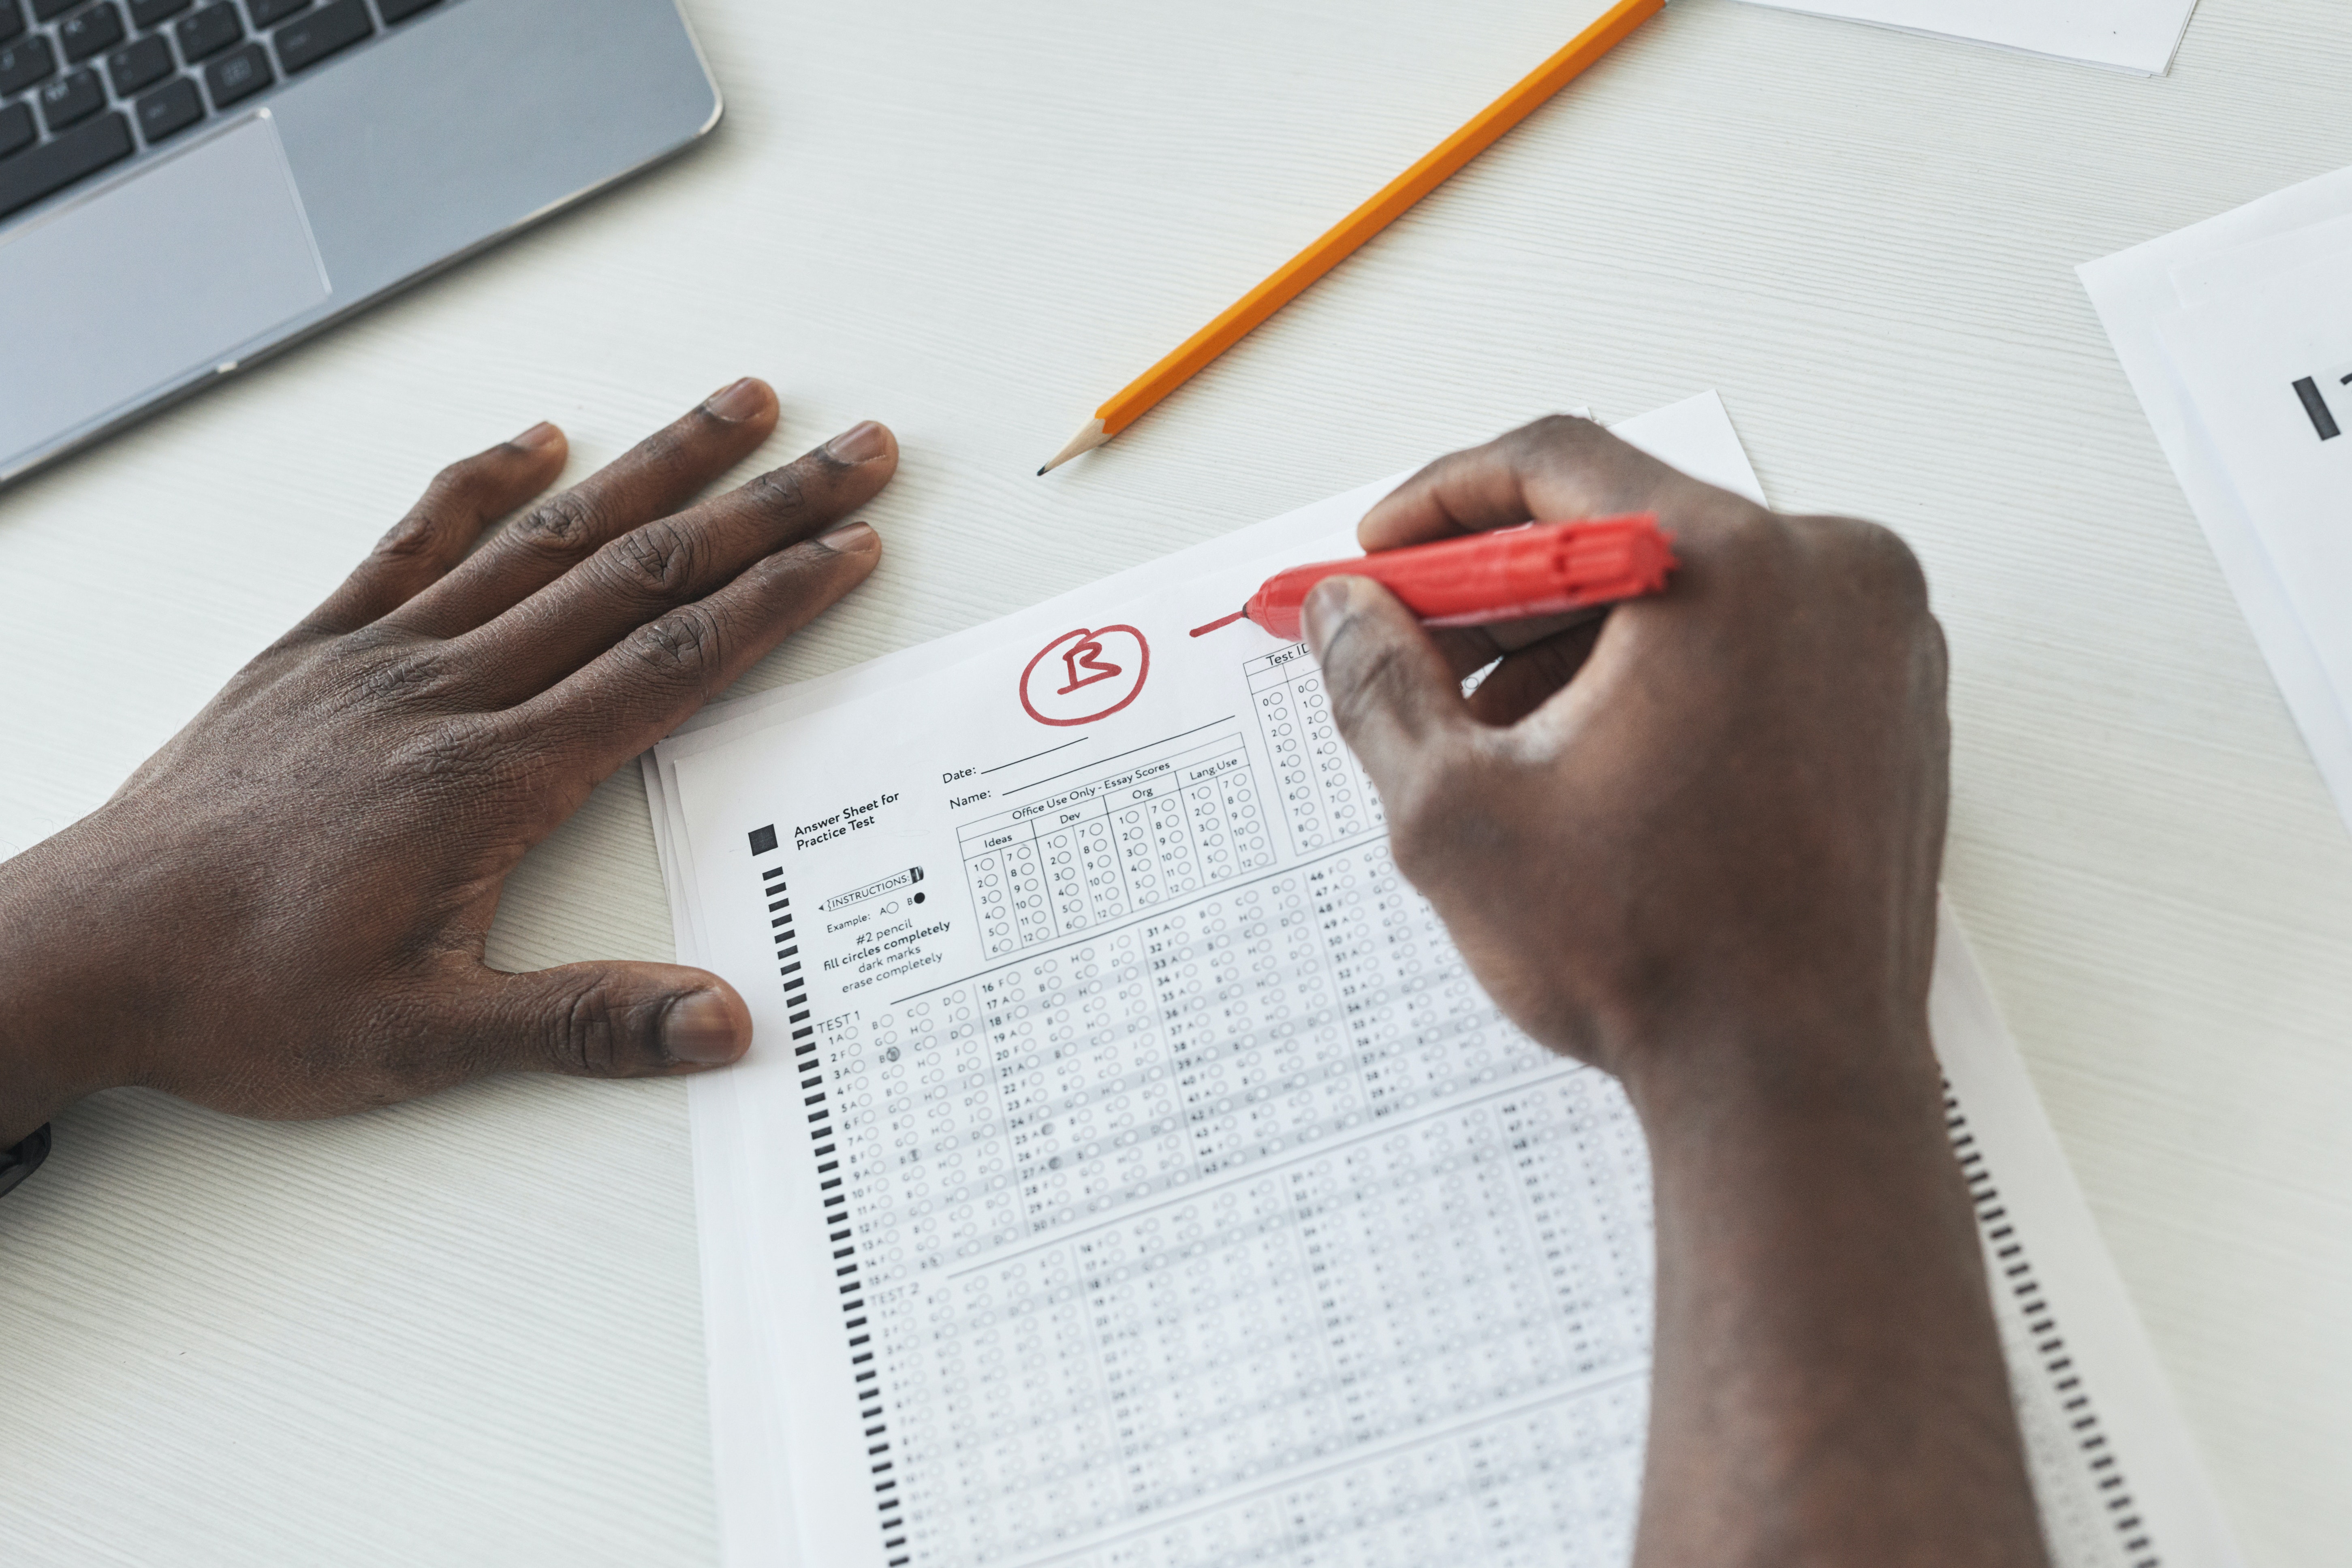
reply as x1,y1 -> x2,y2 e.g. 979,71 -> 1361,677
1229,514 -> 1677,642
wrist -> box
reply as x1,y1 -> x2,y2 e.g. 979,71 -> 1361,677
1612,986 -> 1943,1140
0,817 -> 149,1143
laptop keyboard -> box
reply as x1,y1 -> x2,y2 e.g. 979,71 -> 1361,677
0,0 -> 446,224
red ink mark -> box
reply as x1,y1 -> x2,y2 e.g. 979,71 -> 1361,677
1188,609 -> 1249,638
1019,626 -> 1151,726
1056,634 -> 1125,694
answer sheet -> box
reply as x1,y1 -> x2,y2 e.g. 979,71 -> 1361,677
647,395 -> 2240,1568
1732,0 -> 2198,75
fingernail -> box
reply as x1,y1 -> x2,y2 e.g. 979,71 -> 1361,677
816,520 -> 877,553
703,377 -> 769,423
511,421 -> 561,452
661,990 -> 747,1065
825,421 -> 891,465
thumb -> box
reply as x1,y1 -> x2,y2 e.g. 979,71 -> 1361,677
1304,575 -> 1475,803
457,961 -> 752,1080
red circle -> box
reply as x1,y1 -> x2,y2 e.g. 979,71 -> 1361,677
1018,626 -> 1151,726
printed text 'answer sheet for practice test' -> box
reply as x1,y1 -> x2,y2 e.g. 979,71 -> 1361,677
646,395 -> 2241,1568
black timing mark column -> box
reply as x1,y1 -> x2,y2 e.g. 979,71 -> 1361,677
748,823 -> 909,1567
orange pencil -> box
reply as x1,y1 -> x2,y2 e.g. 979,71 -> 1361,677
1038,0 -> 1665,475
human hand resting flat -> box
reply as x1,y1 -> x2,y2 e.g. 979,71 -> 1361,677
0,379 -> 892,1146
1305,418 -> 2048,1568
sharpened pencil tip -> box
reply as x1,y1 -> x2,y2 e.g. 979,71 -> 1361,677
1037,417 -> 1112,475
1035,465 -> 1047,477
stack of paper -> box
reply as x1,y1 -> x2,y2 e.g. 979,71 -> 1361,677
644,393 -> 2241,1568
2083,169 -> 2352,839
1735,0 -> 2200,75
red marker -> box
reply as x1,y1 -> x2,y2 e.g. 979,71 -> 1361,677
1191,514 -> 1677,642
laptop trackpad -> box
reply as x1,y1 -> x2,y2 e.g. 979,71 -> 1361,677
0,114 -> 330,469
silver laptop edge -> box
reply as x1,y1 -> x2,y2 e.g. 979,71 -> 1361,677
0,0 -> 721,487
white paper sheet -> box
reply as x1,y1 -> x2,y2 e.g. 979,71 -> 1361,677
2155,262 -> 2352,728
2080,165 -> 2352,836
2170,212 -> 2352,310
649,394 -> 2238,1568
1733,0 -> 2198,75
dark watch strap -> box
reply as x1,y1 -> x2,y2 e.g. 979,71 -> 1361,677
0,1124 -> 51,1198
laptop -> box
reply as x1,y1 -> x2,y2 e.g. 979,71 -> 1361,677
0,0 -> 720,485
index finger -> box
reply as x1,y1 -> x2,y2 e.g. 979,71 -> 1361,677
1357,414 -> 1704,553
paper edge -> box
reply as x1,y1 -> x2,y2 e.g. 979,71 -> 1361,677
2078,223 -> 2352,830
1933,900 -> 2247,1568
1730,0 -> 2196,75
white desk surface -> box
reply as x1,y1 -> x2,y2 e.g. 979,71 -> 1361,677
4,0 -> 2349,1562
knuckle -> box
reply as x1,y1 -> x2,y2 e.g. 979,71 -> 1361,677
429,449 -> 502,502
347,640 -> 465,709
551,983 -> 655,1077
554,985 -> 622,1076
428,454 -> 478,491
1523,412 -> 1598,444
744,460 -> 816,521
625,604 -> 728,688
1510,412 -> 1603,462
1726,505 -> 1790,556
636,420 -> 697,476
260,623 -> 328,659
1794,513 -> 1932,613
385,715 -> 521,795
508,489 -> 606,558
371,507 -> 451,568
1501,411 -> 1664,506
598,519 -> 702,602
336,619 -> 427,660
1854,519 -> 1930,603
1697,501 -> 1801,581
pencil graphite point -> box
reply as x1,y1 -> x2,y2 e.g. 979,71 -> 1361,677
1038,418 -> 1111,475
